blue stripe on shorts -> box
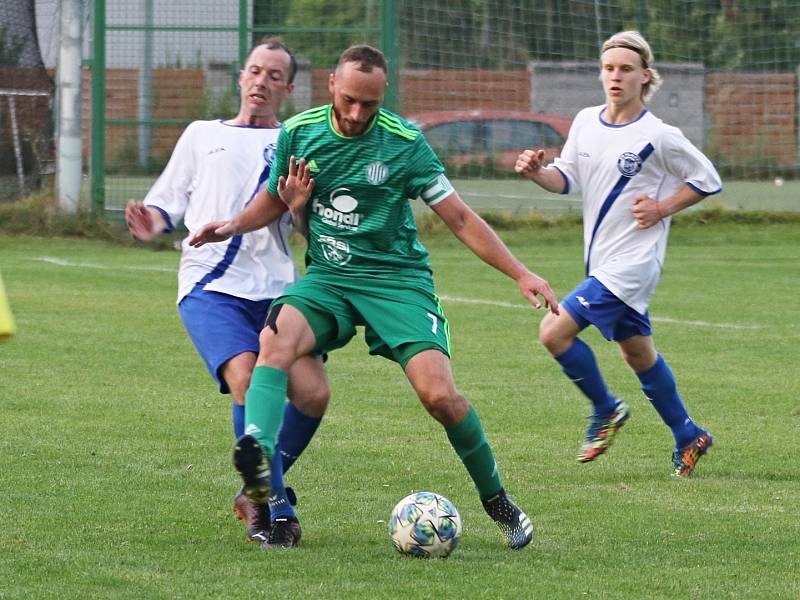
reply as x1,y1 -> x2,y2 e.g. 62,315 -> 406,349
178,285 -> 272,394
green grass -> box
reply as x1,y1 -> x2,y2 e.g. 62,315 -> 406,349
1,222 -> 799,599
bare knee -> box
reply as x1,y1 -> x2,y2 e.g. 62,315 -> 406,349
287,356 -> 330,418
418,387 -> 468,427
256,326 -> 298,370
619,343 -> 657,373
221,352 -> 256,405
226,370 -> 251,405
289,379 -> 330,418
539,314 -> 574,356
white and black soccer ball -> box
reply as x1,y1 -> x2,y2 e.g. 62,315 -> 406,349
388,491 -> 462,558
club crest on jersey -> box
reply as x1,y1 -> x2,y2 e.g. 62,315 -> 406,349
617,152 -> 643,177
263,143 -> 277,166
365,161 -> 389,185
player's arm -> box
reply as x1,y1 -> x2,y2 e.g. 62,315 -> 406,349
514,149 -> 567,193
631,185 -> 704,229
431,191 -> 559,314
125,201 -> 168,241
188,190 -> 287,247
276,155 -> 315,238
133,122 -> 202,241
632,129 -> 722,229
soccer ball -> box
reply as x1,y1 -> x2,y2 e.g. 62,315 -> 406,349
388,491 -> 462,558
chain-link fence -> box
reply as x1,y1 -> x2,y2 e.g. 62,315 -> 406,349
0,0 -> 54,200
16,0 -> 800,214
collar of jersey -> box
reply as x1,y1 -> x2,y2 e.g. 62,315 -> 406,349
598,107 -> 648,128
327,104 -> 378,140
218,119 -> 280,129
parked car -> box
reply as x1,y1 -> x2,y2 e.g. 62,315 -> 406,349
407,110 -> 572,177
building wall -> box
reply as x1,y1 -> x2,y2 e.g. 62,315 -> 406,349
529,61 -> 707,147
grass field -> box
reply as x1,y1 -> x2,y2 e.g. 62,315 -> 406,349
95,176 -> 800,218
1,222 -> 799,599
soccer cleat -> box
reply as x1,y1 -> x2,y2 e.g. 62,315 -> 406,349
577,401 -> 630,463
482,489 -> 534,549
261,517 -> 302,550
232,434 -> 272,504
233,489 -> 271,542
672,431 -> 713,477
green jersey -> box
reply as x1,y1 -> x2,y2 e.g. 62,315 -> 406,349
266,105 -> 454,279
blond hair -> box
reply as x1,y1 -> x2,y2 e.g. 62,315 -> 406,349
601,30 -> 662,102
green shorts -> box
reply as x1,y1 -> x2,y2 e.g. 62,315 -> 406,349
271,270 -> 451,368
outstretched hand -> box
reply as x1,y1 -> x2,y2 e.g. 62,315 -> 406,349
514,149 -> 547,179
125,201 -> 157,241
188,221 -> 236,247
277,155 -> 316,212
517,271 -> 560,314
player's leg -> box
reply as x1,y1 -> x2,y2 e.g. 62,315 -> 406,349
540,305 -> 628,462
235,303 -> 316,504
540,308 -> 618,419
403,349 -> 533,549
220,351 -> 256,437
619,335 -> 712,476
178,289 -> 274,539
219,350 -> 315,543
261,355 -> 330,549
236,277 -> 349,509
282,354 -> 328,473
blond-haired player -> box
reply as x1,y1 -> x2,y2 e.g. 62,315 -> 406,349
516,31 -> 721,477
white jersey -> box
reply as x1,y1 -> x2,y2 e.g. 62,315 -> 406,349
551,106 -> 721,314
144,119 -> 297,303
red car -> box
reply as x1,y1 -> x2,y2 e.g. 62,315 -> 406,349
407,110 -> 572,175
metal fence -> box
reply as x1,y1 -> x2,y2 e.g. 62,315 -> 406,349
11,1 -> 800,213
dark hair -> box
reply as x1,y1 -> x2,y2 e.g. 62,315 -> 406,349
336,44 -> 387,74
244,36 -> 298,84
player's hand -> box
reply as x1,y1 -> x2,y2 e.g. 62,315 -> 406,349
517,271 -> 560,315
514,149 -> 546,179
188,221 -> 236,247
278,155 -> 316,212
631,195 -> 666,229
125,200 -> 157,241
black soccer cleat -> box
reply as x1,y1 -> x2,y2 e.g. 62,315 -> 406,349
482,488 -> 534,549
233,488 -> 271,542
261,517 -> 302,550
232,434 -> 272,504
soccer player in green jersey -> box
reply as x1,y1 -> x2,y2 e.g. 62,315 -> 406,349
191,44 -> 559,549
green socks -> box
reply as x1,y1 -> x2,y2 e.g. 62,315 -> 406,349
445,407 -> 502,500
244,366 -> 288,457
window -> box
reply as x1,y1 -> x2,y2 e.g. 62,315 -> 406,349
424,121 -> 478,156
485,120 -> 564,153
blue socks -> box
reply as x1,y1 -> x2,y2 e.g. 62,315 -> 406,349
267,444 -> 296,520
232,403 -> 245,438
278,402 -> 323,473
637,354 -> 703,449
555,338 -> 617,417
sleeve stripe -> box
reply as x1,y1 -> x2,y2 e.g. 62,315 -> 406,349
284,106 -> 328,132
377,113 -> 418,140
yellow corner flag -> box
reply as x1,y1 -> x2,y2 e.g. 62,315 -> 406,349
0,271 -> 16,341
